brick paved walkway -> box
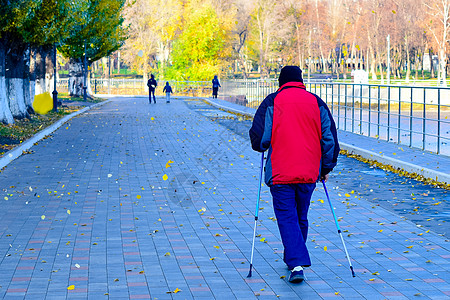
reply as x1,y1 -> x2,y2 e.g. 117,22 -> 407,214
0,97 -> 449,299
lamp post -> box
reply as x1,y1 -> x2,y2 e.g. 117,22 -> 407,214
52,43 -> 58,112
83,41 -> 87,101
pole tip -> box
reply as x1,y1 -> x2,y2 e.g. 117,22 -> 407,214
350,266 -> 356,277
247,264 -> 253,278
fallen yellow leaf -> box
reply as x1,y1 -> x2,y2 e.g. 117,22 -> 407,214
165,160 -> 174,168
67,285 -> 75,290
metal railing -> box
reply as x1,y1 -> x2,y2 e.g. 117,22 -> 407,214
58,78 -> 213,96
218,79 -> 450,156
308,82 -> 450,156
57,78 -> 450,156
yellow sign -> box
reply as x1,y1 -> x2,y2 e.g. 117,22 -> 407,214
33,92 -> 53,114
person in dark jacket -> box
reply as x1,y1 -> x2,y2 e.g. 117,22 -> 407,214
212,75 -> 221,98
163,82 -> 173,103
249,66 -> 339,283
147,74 -> 157,103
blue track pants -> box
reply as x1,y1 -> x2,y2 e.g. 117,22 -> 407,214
270,183 -> 316,270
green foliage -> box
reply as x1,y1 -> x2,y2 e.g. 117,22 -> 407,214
21,0 -> 89,46
0,0 -> 125,65
0,0 -> 41,38
165,3 -> 224,80
58,0 -> 127,63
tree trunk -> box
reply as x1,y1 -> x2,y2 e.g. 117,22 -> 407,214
45,48 -> 55,93
296,23 -> 302,68
29,48 -> 36,112
375,35 -> 384,84
414,50 -> 420,80
0,37 -> 14,124
307,29 -> 312,81
365,48 -> 369,71
439,48 -> 447,86
405,34 -> 410,83
23,46 -> 34,114
6,36 -> 29,119
93,60 -> 98,76
68,58 -> 84,97
102,57 -> 108,78
430,49 -> 435,78
34,46 -> 50,95
86,67 -> 94,96
371,56 -> 377,80
367,25 -> 377,79
117,51 -> 121,74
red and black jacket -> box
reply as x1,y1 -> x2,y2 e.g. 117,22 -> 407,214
249,82 -> 339,186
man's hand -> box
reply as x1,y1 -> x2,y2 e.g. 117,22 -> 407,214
320,173 -> 329,183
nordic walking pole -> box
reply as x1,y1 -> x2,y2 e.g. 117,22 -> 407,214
322,180 -> 356,277
247,152 -> 265,278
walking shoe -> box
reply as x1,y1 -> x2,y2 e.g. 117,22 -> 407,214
289,266 -> 304,283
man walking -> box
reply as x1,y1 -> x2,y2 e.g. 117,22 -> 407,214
249,66 -> 339,283
147,74 -> 157,103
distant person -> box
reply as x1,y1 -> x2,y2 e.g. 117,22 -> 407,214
212,75 -> 221,98
163,82 -> 173,103
147,74 -> 157,103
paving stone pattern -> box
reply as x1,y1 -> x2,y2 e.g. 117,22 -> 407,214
0,97 -> 448,299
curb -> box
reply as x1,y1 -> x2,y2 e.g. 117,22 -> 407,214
0,99 -> 112,170
340,144 -> 450,184
95,94 -> 147,98
202,97 -> 449,185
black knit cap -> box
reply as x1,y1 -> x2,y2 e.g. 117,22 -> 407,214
278,66 -> 303,87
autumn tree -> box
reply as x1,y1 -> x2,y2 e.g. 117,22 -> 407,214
166,1 -> 226,80
249,0 -> 289,78
228,0 -> 252,78
424,0 -> 450,86
122,0 -> 182,82
59,0 -> 127,96
20,0 -> 88,110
